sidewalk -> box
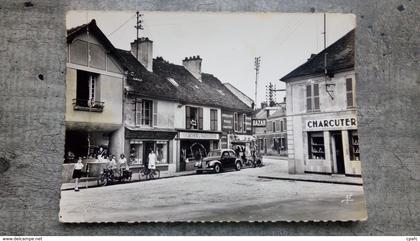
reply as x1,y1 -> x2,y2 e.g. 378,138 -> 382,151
61,170 -> 196,191
260,157 -> 363,186
258,173 -> 363,186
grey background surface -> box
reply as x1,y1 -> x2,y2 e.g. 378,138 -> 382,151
0,0 -> 418,235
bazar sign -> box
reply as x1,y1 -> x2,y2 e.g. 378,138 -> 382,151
252,119 -> 266,127
179,132 -> 219,140
306,117 -> 357,130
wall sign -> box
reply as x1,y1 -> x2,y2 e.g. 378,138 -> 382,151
179,132 -> 219,140
305,117 -> 357,130
252,119 -> 267,127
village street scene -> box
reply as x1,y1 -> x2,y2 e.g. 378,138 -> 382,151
60,11 -> 366,222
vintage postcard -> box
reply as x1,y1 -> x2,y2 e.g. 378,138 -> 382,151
59,11 -> 367,222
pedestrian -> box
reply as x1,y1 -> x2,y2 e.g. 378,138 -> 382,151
72,157 -> 84,192
148,148 -> 157,172
119,154 -> 129,170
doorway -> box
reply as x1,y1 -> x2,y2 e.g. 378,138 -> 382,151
331,131 -> 345,174
143,141 -> 155,165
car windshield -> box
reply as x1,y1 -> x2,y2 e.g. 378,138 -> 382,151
207,150 -> 221,157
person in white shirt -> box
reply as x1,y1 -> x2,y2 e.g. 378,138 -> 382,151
72,157 -> 84,192
148,149 -> 157,171
119,154 -> 129,170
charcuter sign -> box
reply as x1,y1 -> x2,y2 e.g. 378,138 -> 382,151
252,119 -> 266,127
306,117 -> 357,130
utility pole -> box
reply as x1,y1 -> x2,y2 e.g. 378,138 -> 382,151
323,13 -> 335,99
135,11 -> 144,59
254,57 -> 261,109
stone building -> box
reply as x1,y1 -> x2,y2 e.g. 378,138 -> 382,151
64,20 -> 252,174
280,29 -> 361,176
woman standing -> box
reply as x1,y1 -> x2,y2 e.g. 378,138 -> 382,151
72,157 -> 84,192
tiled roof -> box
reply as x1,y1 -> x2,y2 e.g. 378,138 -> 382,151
280,29 -> 355,82
68,21 -> 252,113
118,52 -> 252,112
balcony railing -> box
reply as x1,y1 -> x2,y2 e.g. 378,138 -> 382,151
72,99 -> 104,112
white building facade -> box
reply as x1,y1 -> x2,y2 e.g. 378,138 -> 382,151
281,29 -> 361,176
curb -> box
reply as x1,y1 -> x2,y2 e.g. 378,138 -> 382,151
258,175 -> 363,186
61,172 -> 196,191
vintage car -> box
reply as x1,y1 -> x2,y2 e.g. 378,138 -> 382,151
194,149 -> 242,174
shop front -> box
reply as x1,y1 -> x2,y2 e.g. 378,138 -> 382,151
177,131 -> 220,171
301,114 -> 361,176
125,128 -> 177,174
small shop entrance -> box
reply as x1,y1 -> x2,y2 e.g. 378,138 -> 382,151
142,141 -> 155,165
331,131 -> 345,174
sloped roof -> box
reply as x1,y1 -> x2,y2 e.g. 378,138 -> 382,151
67,21 -> 252,113
280,29 -> 355,82
152,58 -> 251,112
67,19 -> 117,53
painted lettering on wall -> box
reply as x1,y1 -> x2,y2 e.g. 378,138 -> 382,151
306,117 -> 357,129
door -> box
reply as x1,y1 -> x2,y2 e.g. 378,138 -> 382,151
221,151 -> 231,168
143,141 -> 155,166
229,150 -> 237,167
331,131 -> 345,174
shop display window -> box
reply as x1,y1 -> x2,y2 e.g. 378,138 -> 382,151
156,141 -> 168,164
308,132 -> 325,159
349,130 -> 360,161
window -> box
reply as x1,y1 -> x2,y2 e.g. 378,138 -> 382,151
308,132 -> 325,159
272,121 -> 276,132
74,70 -> 103,111
186,106 -> 203,130
348,130 -> 360,161
156,141 -> 168,164
346,78 -> 355,108
134,99 -> 153,126
210,109 -> 218,131
234,113 -> 246,133
283,118 -> 287,132
306,84 -> 320,112
279,120 -> 283,132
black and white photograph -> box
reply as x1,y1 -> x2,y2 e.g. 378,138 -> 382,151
59,11 -> 367,222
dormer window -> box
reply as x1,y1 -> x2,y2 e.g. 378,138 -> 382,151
167,77 -> 179,87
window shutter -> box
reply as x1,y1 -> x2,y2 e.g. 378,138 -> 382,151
346,78 -> 353,107
153,101 -> 157,126
306,85 -> 312,111
186,106 -> 191,129
314,84 -> 320,110
198,108 -> 203,130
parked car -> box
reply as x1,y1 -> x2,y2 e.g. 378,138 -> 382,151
194,149 -> 242,174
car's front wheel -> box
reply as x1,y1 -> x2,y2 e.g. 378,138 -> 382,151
235,161 -> 241,171
213,163 -> 221,173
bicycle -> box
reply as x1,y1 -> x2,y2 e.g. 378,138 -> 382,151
139,166 -> 160,180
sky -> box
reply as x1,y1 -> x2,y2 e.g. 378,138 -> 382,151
67,11 -> 355,106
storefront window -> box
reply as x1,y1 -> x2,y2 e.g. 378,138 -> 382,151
156,141 -> 168,164
308,132 -> 325,159
129,142 -> 143,164
348,130 -> 360,161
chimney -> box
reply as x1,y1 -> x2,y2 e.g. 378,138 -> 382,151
130,37 -> 153,72
182,56 -> 202,81
307,53 -> 316,61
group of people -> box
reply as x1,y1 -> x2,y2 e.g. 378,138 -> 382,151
71,147 -> 158,192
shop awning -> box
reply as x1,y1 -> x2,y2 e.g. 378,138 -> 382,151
125,128 -> 177,140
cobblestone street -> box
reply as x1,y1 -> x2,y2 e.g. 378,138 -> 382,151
60,158 -> 367,222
